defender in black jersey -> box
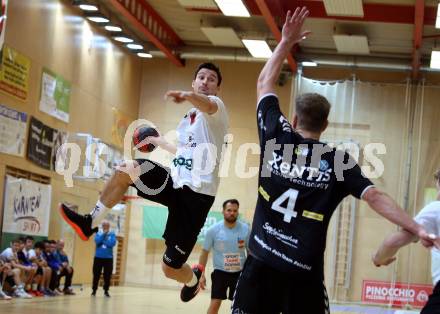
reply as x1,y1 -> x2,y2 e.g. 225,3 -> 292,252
232,7 -> 436,314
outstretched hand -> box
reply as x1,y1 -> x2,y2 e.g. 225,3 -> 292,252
281,7 -> 311,46
165,90 -> 191,103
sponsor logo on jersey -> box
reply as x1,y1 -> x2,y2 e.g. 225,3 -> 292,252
258,185 -> 270,201
295,146 -> 309,156
257,110 -> 266,132
172,157 -> 193,170
302,210 -> 324,222
279,115 -> 292,133
263,222 -> 298,248
185,132 -> 197,148
319,160 -> 329,171
268,152 -> 332,183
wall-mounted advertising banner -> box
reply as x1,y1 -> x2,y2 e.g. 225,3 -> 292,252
2,175 -> 52,236
0,104 -> 27,156
27,116 -> 54,170
51,129 -> 67,171
39,68 -> 71,122
362,280 -> 432,308
0,45 -> 30,101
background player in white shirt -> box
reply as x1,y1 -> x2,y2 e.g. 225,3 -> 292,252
373,169 -> 440,314
59,62 -> 229,302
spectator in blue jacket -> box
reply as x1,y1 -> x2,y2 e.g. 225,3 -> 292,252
53,240 -> 75,295
43,240 -> 63,294
91,221 -> 117,297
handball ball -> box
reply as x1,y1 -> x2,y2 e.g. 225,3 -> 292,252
133,126 -> 159,153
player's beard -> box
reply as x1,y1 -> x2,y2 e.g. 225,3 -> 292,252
225,216 -> 237,223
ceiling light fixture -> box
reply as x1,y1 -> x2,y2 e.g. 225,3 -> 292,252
79,4 -> 98,11
242,39 -> 272,58
302,61 -> 318,67
137,52 -> 153,58
105,25 -> 122,32
113,36 -> 133,43
127,44 -> 143,50
87,16 -> 109,23
430,50 -> 440,69
214,0 -> 250,17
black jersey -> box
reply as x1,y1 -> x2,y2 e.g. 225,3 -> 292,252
250,94 -> 373,273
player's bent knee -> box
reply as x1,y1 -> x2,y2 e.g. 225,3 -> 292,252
162,254 -> 184,271
115,160 -> 141,184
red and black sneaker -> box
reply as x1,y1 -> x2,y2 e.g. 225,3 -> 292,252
180,264 -> 204,302
58,203 -> 98,241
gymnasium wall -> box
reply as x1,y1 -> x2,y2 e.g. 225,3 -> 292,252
0,0 -> 142,284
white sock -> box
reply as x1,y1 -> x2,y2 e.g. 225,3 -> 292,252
90,200 -> 110,227
185,272 -> 198,287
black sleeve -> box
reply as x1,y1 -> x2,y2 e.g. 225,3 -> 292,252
336,152 -> 374,199
257,94 -> 297,145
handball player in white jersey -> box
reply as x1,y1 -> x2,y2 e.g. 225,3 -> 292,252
59,62 -> 229,302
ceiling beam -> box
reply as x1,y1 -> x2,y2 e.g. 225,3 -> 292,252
412,0 -> 424,81
254,0 -> 298,72
191,1 -> 437,26
109,0 -> 184,67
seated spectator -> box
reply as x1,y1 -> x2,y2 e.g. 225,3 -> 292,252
43,240 -> 63,296
0,260 -> 12,300
0,239 -> 32,298
32,241 -> 54,296
23,236 -> 36,261
17,237 -> 41,296
53,239 -> 75,295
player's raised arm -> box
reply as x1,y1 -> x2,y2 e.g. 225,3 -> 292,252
165,91 -> 218,115
257,7 -> 310,102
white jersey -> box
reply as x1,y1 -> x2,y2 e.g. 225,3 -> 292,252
414,201 -> 440,285
0,247 -> 16,262
171,95 -> 228,196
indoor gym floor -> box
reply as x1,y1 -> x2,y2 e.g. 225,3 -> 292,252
0,286 -> 418,314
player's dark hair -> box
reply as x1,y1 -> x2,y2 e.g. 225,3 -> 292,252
34,242 -> 45,250
194,62 -> 222,86
222,199 -> 239,209
11,238 -> 21,244
295,93 -> 331,133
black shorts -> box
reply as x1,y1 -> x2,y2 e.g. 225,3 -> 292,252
232,255 -> 329,314
421,281 -> 440,314
131,159 -> 215,269
211,269 -> 241,301
36,266 -> 43,276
